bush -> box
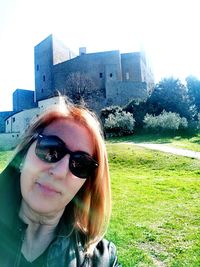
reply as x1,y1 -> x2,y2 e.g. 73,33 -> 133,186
197,113 -> 200,129
104,110 -> 135,137
143,111 -> 188,132
188,113 -> 200,132
100,106 -> 123,124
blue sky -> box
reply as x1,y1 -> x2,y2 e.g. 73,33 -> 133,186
0,0 -> 200,111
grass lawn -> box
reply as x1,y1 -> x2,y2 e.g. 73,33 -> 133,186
109,131 -> 200,152
0,143 -> 200,266
106,143 -> 200,266
0,150 -> 13,171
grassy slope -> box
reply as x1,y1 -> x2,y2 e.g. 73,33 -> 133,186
109,132 -> 200,152
0,144 -> 200,266
106,143 -> 200,266
0,150 -> 13,171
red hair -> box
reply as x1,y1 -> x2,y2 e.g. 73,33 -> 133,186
14,97 -> 111,251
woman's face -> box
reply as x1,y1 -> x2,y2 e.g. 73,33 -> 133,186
20,119 -> 94,216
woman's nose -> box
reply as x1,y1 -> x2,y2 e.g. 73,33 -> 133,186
48,155 -> 70,179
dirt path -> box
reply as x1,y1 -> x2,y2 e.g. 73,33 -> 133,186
126,142 -> 200,159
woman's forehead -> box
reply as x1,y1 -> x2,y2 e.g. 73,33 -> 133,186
42,119 -> 94,154
43,118 -> 85,133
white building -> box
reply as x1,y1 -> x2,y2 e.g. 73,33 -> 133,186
0,97 -> 62,150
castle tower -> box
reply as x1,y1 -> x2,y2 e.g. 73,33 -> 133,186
34,35 -> 54,102
34,35 -> 76,102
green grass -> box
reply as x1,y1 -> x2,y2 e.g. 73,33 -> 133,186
106,143 -> 200,266
0,150 -> 13,171
0,144 -> 200,266
109,131 -> 200,152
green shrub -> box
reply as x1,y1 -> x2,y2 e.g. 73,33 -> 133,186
104,110 -> 135,137
197,113 -> 200,129
100,106 -> 123,124
143,111 -> 188,132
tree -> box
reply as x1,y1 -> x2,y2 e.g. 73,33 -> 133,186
123,98 -> 148,129
146,77 -> 195,120
186,75 -> 200,112
65,72 -> 96,103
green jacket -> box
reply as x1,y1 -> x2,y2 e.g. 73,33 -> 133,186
0,163 -> 121,267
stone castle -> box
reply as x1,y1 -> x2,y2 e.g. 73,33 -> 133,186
0,34 -> 154,149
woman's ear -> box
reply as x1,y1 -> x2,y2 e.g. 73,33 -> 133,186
19,162 -> 23,173
19,153 -> 26,173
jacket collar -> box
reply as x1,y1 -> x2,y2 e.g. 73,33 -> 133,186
0,164 -> 22,230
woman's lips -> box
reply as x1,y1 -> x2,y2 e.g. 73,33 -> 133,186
36,182 -> 61,196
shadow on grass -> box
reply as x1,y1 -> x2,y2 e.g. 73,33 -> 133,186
107,130 -> 200,144
190,137 -> 200,144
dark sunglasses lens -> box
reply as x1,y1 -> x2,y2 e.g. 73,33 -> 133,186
36,136 -> 64,163
35,135 -> 98,178
69,154 -> 97,178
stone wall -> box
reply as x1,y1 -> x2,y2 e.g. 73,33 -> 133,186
52,37 -> 76,65
53,50 -> 122,95
0,111 -> 14,133
0,133 -> 21,150
106,80 -> 148,106
121,52 -> 141,82
121,52 -> 154,93
5,108 -> 39,134
38,96 -> 63,111
13,89 -> 35,112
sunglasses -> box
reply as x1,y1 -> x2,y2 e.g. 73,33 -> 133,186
35,134 -> 98,178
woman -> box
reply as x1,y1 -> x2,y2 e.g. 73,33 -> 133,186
0,97 -> 121,266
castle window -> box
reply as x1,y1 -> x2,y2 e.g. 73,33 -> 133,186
43,75 -> 45,82
41,88 -> 44,93
7,120 -> 9,125
109,73 -> 113,78
12,117 -> 15,123
126,72 -> 129,80
99,73 -> 103,78
36,64 -> 39,71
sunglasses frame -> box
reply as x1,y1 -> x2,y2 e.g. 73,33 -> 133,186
35,134 -> 99,179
